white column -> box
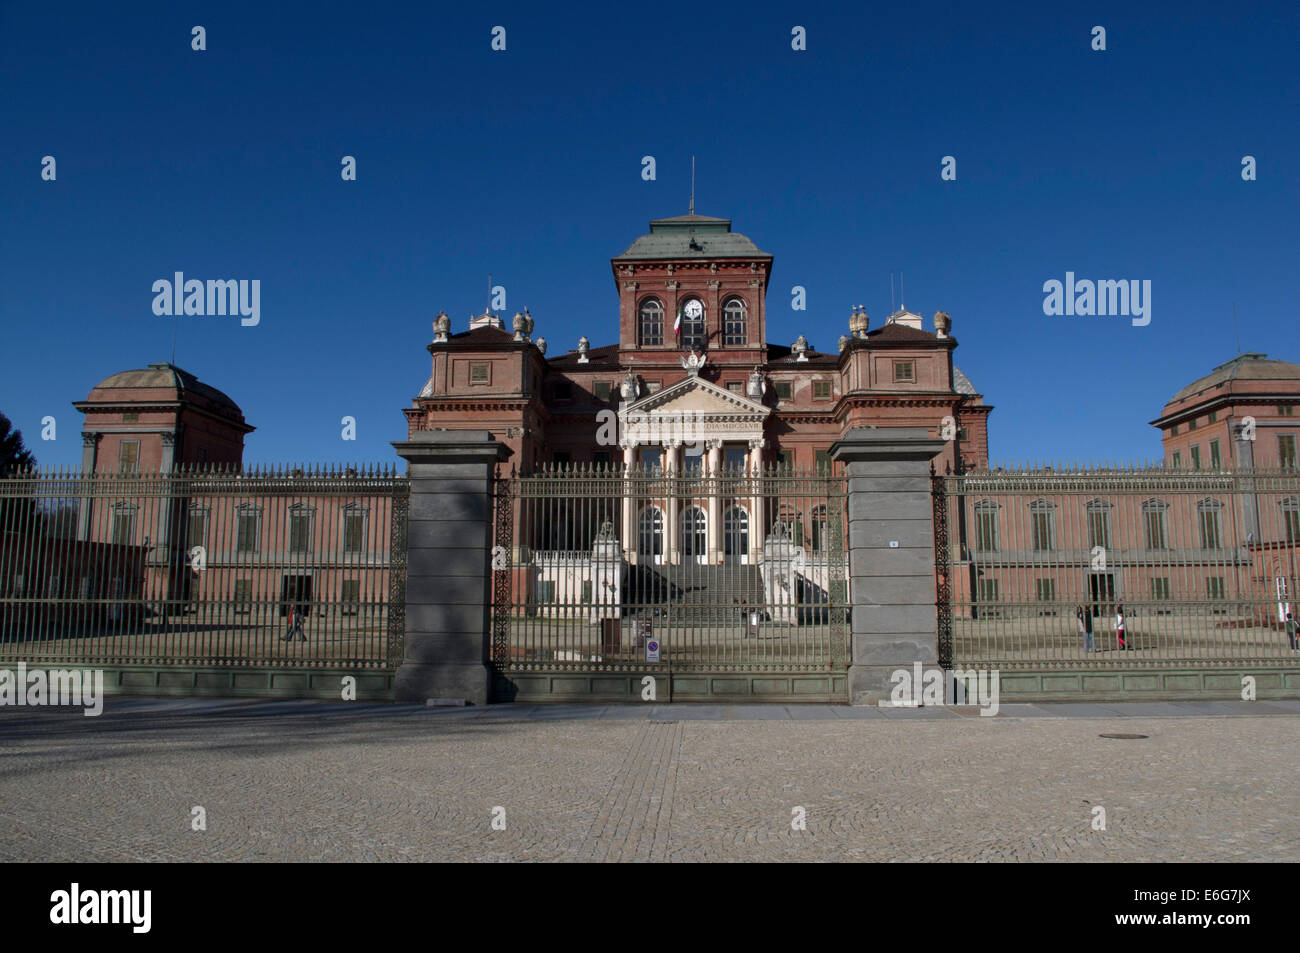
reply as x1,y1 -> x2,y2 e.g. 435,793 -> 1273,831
622,442 -> 635,564
749,437 -> 765,563
707,439 -> 722,564
665,441 -> 680,565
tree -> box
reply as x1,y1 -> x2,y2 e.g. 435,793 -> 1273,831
0,413 -> 36,478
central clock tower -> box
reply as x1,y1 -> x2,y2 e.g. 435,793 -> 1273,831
612,213 -> 772,377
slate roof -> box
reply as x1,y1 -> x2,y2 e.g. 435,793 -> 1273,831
88,363 -> 242,412
614,213 -> 771,260
1169,353 -> 1300,403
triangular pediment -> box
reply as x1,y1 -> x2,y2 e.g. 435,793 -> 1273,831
625,375 -> 770,417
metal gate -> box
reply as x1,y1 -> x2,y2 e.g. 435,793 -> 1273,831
490,464 -> 849,702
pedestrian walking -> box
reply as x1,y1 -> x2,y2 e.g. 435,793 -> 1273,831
1076,604 -> 1094,653
1116,603 -> 1127,651
284,603 -> 306,642
1286,611 -> 1299,651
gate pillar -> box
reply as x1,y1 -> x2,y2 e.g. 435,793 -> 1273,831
391,430 -> 512,705
830,428 -> 946,705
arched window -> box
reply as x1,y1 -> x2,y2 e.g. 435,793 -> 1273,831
679,298 -> 705,349
724,507 -> 749,557
638,507 -> 664,557
723,297 -> 747,346
682,506 -> 707,560
638,298 -> 664,346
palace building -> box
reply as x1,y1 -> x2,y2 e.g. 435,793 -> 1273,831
404,212 -> 992,481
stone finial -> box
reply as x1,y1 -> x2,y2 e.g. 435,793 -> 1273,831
433,310 -> 451,343
577,335 -> 590,364
849,306 -> 870,338
512,311 -> 526,341
535,336 -> 547,356
792,335 -> 809,362
838,333 -> 848,353
523,308 -> 534,340
934,310 -> 951,338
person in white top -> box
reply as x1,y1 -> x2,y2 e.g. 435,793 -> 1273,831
1115,604 -> 1127,651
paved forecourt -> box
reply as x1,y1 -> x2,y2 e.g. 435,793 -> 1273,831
0,700 -> 1296,863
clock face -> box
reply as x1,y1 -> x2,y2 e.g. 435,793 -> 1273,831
683,299 -> 703,319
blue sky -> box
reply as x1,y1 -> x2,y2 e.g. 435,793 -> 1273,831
2,0 -> 1297,469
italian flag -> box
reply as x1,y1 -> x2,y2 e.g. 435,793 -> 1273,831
674,303 -> 682,339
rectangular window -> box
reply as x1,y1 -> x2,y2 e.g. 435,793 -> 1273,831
978,579 -> 999,602
581,580 -> 593,604
1284,507 -> 1300,543
1032,512 -> 1053,551
646,381 -> 661,394
343,510 -> 366,552
188,509 -> 208,551
1172,451 -> 1182,469
727,381 -> 743,394
1145,509 -> 1167,550
1199,509 -> 1221,549
289,512 -> 312,553
233,579 -> 252,614
341,580 -> 360,615
683,450 -> 703,475
469,363 -> 489,384
893,361 -> 915,383
1035,579 -> 1056,602
1209,439 -> 1221,468
1208,410 -> 1217,423
236,511 -> 260,553
1279,435 -> 1298,469
1279,405 -> 1295,417
813,380 -> 831,400
777,450 -> 794,471
1188,418 -> 1198,431
815,450 -> 831,474
118,440 -> 139,473
594,381 -> 611,402
1087,510 -> 1110,550
111,511 -> 135,545
975,510 -> 998,552
1206,577 -> 1226,600
1171,424 -> 1179,436
774,381 -> 792,400
538,580 -> 557,604
641,448 -> 663,473
1190,445 -> 1202,470
1152,578 -> 1170,600
724,447 -> 747,472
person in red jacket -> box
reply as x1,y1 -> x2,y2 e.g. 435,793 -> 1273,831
1116,604 -> 1127,650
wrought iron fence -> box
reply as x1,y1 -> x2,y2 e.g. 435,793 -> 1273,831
937,465 -> 1300,668
0,464 -> 409,668
491,463 -> 848,673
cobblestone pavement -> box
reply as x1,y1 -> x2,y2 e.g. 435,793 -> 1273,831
1,699 -> 1297,862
